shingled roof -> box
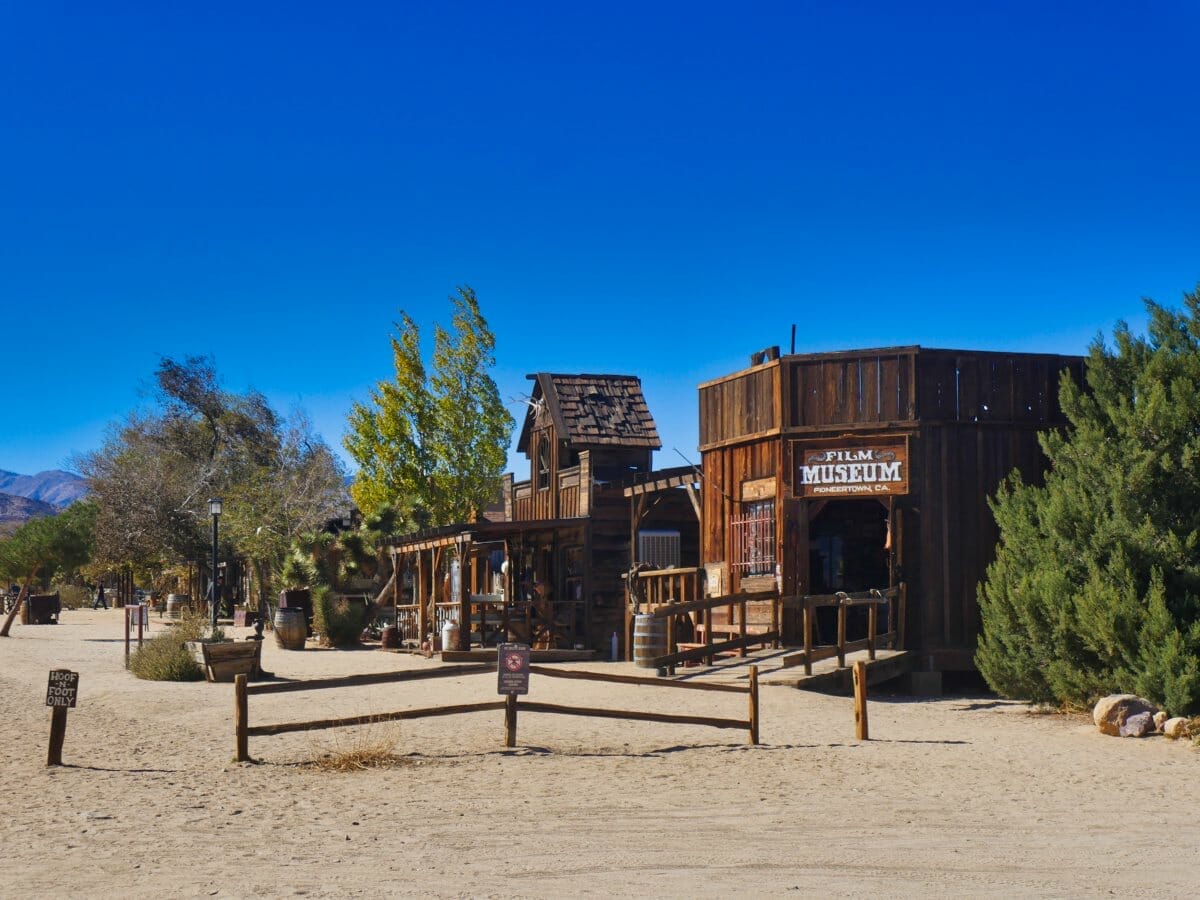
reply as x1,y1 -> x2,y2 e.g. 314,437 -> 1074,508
516,373 -> 662,454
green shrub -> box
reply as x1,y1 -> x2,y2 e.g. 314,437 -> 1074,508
129,631 -> 204,681
312,585 -> 368,647
128,608 -> 208,681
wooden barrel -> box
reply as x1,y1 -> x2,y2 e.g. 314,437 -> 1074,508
380,625 -> 400,649
633,614 -> 666,668
165,594 -> 191,620
274,606 -> 307,650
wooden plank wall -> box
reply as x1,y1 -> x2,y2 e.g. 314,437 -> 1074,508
916,351 -> 1084,425
700,440 -> 780,591
908,420 -> 1064,670
699,363 -> 779,447
786,350 -> 917,427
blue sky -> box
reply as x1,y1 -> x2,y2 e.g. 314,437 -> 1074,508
2,1 -> 1198,480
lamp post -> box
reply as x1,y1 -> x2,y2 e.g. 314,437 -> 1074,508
209,498 -> 222,634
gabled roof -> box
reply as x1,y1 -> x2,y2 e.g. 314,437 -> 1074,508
516,373 -> 662,454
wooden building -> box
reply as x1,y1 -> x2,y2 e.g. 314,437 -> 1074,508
698,345 -> 1084,676
384,373 -> 699,653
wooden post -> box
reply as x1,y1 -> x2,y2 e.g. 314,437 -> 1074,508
836,600 -> 847,668
868,603 -> 877,660
853,659 -> 868,740
666,615 -> 676,676
124,606 -> 131,667
504,693 -> 518,748
897,582 -> 907,650
47,706 -> 68,766
234,674 -> 250,762
748,664 -> 759,745
803,601 -> 813,676
138,604 -> 146,649
704,605 -> 713,665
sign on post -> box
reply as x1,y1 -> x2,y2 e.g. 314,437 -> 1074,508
497,643 -> 530,695
46,669 -> 78,767
46,669 -> 79,708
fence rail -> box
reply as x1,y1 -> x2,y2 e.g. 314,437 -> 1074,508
233,661 -> 760,761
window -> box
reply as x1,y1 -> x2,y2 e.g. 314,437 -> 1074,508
537,440 -> 550,490
730,500 -> 775,577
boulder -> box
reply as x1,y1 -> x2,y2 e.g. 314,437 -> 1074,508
1120,711 -> 1156,737
1163,717 -> 1189,740
1093,694 -> 1158,737
1153,710 -> 1168,731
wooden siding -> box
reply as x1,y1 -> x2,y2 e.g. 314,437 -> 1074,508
701,348 -> 1085,449
915,350 -> 1084,425
785,349 -> 917,428
700,438 -> 781,593
905,420 -> 1055,669
699,362 -> 779,448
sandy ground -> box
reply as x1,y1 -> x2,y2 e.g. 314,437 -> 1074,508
1,609 -> 1197,899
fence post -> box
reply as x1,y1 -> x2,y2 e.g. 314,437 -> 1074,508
504,693 -> 518,748
868,602 -> 877,660
748,664 -> 759,745
803,601 -> 813,676
836,595 -> 847,668
853,659 -> 869,740
234,674 -> 249,762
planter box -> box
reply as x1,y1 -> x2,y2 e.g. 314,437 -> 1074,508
186,639 -> 262,683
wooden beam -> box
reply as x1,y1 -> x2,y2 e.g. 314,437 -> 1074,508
516,700 -> 747,732
246,700 -> 508,736
684,482 -> 702,523
527,664 -> 747,694
245,664 -> 494,695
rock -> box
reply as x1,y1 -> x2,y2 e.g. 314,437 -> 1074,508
1153,710 -> 1168,731
1120,711 -> 1156,737
1093,694 -> 1158,736
1163,717 -> 1189,740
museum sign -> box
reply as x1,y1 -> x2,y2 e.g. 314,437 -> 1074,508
791,438 -> 909,498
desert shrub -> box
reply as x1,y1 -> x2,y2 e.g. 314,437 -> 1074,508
129,631 -> 204,681
53,583 -> 90,610
312,584 -> 368,647
128,609 -> 208,681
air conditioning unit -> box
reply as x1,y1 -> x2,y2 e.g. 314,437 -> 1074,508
638,530 -> 680,569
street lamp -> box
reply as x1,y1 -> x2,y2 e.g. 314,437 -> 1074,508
209,498 -> 222,633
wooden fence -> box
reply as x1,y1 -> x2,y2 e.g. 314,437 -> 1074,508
628,582 -> 906,674
232,662 -> 759,762
780,585 -> 906,675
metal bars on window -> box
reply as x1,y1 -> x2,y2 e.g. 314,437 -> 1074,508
730,501 -> 775,576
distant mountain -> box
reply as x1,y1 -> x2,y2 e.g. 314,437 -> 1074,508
0,491 -> 59,525
0,469 -> 88,508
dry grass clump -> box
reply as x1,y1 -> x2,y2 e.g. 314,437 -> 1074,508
304,723 -> 408,772
1185,717 -> 1200,744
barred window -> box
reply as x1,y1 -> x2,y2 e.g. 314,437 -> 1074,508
730,500 -> 775,577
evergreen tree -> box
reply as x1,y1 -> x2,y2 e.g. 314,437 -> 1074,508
344,286 -> 514,527
0,501 -> 97,636
977,287 -> 1200,713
